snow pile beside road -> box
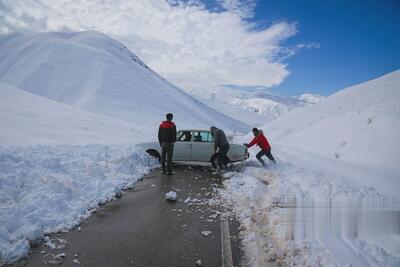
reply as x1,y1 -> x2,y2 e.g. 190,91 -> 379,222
0,144 -> 158,264
220,165 -> 336,266
220,160 -> 400,266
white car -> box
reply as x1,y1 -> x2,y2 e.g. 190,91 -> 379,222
136,129 -> 249,168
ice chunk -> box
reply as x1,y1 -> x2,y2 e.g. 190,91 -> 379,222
165,191 -> 177,201
55,252 -> 66,258
201,230 -> 212,237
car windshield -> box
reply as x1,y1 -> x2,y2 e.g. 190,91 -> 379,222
192,131 -> 213,142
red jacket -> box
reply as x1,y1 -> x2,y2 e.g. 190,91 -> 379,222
158,121 -> 176,144
247,132 -> 271,151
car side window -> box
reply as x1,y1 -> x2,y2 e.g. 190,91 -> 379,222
193,131 -> 213,142
177,131 -> 192,142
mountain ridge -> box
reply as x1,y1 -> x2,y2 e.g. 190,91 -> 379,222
0,30 -> 250,133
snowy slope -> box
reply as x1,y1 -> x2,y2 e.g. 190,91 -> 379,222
0,31 -> 249,133
195,86 -> 325,122
198,97 -> 272,127
296,93 -> 325,105
261,70 -> 400,199
221,71 -> 400,267
0,83 -> 149,145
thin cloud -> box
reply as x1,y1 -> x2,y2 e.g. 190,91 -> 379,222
217,0 -> 257,18
0,0 -> 311,93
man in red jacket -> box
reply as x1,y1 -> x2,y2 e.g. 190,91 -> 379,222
158,113 -> 177,175
244,128 -> 276,167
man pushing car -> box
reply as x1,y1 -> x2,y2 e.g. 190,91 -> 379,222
244,128 -> 276,167
210,126 -> 230,171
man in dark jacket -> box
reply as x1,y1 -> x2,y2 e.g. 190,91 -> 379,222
210,126 -> 230,170
244,128 -> 276,167
158,113 -> 177,175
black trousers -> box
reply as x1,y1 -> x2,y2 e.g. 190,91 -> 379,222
218,144 -> 230,169
161,142 -> 174,172
256,149 -> 276,166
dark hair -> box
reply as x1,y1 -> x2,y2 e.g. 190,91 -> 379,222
166,113 -> 173,120
252,127 -> 259,132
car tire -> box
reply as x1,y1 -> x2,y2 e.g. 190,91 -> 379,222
146,149 -> 161,162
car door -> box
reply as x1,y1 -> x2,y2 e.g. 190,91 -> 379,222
173,130 -> 192,161
190,131 -> 214,162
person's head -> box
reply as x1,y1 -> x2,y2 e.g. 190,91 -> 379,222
210,126 -> 217,133
166,113 -> 173,121
252,127 -> 259,136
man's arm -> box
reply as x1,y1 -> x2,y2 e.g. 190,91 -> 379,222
247,135 -> 258,148
172,125 -> 177,143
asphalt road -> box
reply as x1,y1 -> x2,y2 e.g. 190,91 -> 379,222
12,165 -> 242,267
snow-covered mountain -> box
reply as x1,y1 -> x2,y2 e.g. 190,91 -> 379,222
0,31 -> 249,133
0,83 -> 150,145
194,87 -> 325,124
260,70 -> 400,198
296,93 -> 325,105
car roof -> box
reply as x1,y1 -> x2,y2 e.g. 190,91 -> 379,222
178,129 -> 210,132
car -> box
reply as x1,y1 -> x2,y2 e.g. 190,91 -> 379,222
136,129 -> 249,168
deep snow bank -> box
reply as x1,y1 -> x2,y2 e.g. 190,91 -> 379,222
260,70 -> 400,199
0,83 -> 149,145
220,158 -> 400,267
0,31 -> 248,133
0,144 -> 158,264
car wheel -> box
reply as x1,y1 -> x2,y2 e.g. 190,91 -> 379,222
146,149 -> 161,162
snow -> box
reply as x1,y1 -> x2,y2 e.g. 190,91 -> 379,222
262,70 -> 400,199
221,160 -> 399,266
0,30 -> 252,264
165,191 -> 177,201
0,83 -> 148,145
191,85 -> 325,122
199,97 -> 268,127
296,93 -> 325,105
0,144 -> 158,264
201,230 -> 212,237
221,71 -> 400,266
0,28 -> 398,266
0,31 -> 248,134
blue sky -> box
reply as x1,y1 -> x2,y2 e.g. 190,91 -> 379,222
249,0 -> 400,96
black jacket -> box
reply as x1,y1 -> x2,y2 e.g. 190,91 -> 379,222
213,128 -> 229,150
158,121 -> 177,144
